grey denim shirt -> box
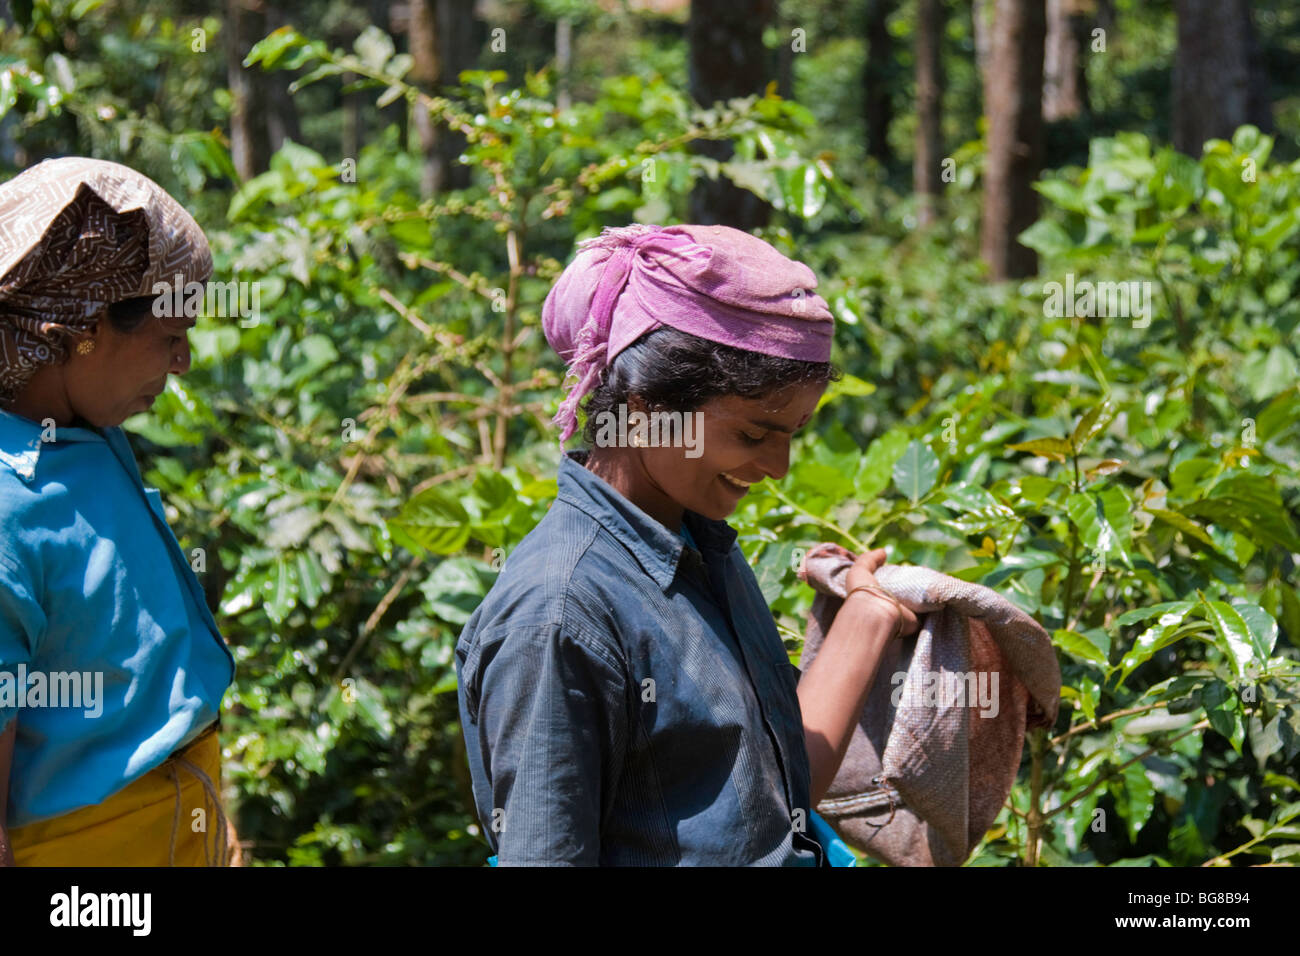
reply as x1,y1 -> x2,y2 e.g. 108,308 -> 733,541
455,449 -> 823,866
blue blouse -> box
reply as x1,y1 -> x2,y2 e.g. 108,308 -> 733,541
456,448 -> 823,866
0,409 -> 234,828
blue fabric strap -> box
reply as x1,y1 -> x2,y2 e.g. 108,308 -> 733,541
809,809 -> 858,867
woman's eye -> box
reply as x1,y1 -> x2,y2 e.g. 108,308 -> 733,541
737,430 -> 765,446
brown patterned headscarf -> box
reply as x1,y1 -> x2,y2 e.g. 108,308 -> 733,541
0,156 -> 212,403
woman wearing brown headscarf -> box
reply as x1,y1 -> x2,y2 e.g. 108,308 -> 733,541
0,157 -> 239,866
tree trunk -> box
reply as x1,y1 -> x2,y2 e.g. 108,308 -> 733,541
980,0 -> 1046,280
914,0 -> 945,225
409,0 -> 441,198
687,0 -> 774,229
225,0 -> 270,180
371,0 -> 406,147
1173,0 -> 1271,155
435,0 -> 475,191
556,15 -> 573,110
863,0 -> 896,165
341,70 -> 361,167
1043,0 -> 1090,122
263,5 -> 302,154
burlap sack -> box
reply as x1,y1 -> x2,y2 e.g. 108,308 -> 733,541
798,542 -> 1060,866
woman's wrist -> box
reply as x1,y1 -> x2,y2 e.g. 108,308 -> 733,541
843,586 -> 904,641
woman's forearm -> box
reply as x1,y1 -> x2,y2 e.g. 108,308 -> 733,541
797,593 -> 899,807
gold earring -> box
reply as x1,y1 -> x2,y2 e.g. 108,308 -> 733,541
76,339 -> 96,356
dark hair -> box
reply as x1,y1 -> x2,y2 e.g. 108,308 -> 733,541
580,327 -> 841,446
104,295 -> 159,334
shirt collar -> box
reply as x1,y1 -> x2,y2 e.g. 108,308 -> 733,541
0,409 -> 110,483
556,448 -> 738,592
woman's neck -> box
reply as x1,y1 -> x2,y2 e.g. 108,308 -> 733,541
4,369 -> 75,427
582,446 -> 685,531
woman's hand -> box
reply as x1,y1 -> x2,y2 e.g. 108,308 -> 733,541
844,548 -> 919,638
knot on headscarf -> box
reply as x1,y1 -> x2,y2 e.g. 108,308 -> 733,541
0,157 -> 212,402
542,222 -> 834,444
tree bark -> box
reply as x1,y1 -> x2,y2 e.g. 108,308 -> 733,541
435,0 -> 475,191
914,0 -> 945,225
225,0 -> 270,180
263,5 -> 302,153
686,0 -> 774,229
1043,0 -> 1088,122
556,15 -> 573,110
980,0 -> 1046,280
863,0 -> 896,165
409,0 -> 441,198
1172,0 -> 1271,155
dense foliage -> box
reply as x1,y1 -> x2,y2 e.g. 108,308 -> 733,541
1,1 -> 1297,866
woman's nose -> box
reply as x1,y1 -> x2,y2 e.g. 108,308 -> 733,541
757,435 -> 792,482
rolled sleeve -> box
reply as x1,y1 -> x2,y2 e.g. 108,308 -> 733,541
467,620 -> 628,866
0,550 -> 44,735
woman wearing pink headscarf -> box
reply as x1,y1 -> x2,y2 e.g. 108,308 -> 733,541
455,223 -> 917,866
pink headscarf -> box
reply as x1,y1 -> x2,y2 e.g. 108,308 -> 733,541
542,223 -> 834,443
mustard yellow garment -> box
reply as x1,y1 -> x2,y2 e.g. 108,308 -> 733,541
9,724 -> 240,866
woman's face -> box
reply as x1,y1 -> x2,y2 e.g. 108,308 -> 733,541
67,314 -> 193,427
629,379 -> 827,524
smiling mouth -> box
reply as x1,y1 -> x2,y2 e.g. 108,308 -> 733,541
719,472 -> 753,493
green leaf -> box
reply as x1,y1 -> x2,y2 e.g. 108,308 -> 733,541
1007,437 -> 1073,463
244,27 -> 304,69
1117,618 -> 1193,687
1232,602 -> 1278,659
1062,675 -> 1101,723
1200,597 -> 1270,679
1202,680 -> 1246,753
1184,472 -> 1300,553
1113,601 -> 1196,628
892,440 -> 940,504
264,554 -> 297,624
1249,710 -> 1284,761
1066,486 -> 1133,569
354,25 -> 396,71
420,557 -> 492,626
295,550 -> 327,609
1033,178 -> 1087,212
1116,760 -> 1156,843
1018,219 -> 1075,257
816,372 -> 876,411
388,486 -> 471,556
349,676 -> 394,739
1070,401 -> 1115,453
856,430 -> 909,499
1239,345 -> 1299,402
1147,508 -> 1224,554
755,541 -> 797,604
1054,628 -> 1110,667
780,163 -> 827,219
